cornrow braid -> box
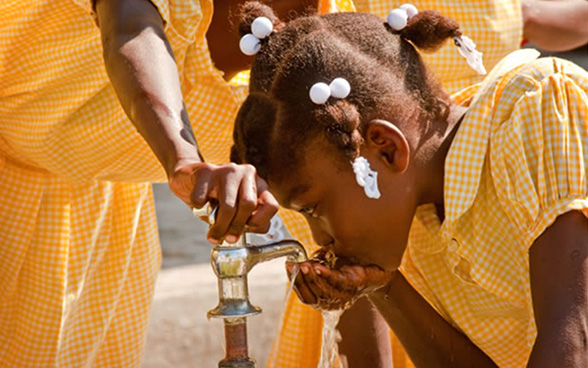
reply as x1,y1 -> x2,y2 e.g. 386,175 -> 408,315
232,2 -> 463,182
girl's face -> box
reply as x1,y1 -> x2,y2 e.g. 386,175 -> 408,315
269,136 -> 418,271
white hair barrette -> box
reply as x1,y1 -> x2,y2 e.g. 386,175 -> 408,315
309,78 -> 351,105
454,35 -> 487,75
386,4 -> 486,75
386,3 -> 418,31
239,16 -> 273,56
353,157 -> 381,199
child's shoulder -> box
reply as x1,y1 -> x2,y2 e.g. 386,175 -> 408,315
485,57 -> 588,241
486,56 -> 588,159
468,51 -> 588,111
502,56 -> 588,95
468,53 -> 588,129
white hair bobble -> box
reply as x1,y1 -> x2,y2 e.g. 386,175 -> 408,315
239,16 -> 273,56
309,78 -> 351,105
387,4 -> 418,31
454,35 -> 487,75
386,4 -> 486,75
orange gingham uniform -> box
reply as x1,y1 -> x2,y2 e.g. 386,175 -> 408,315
0,0 -> 248,366
0,0 -> 353,366
269,2 -> 523,368
403,51 -> 588,366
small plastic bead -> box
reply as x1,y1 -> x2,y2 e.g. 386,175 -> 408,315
251,17 -> 273,39
309,83 -> 331,104
329,78 -> 351,99
387,9 -> 408,31
399,4 -> 418,18
239,34 -> 261,56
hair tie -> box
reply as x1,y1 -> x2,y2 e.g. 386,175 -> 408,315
309,78 -> 351,105
386,4 -> 486,75
454,35 -> 487,75
239,17 -> 274,56
386,4 -> 418,31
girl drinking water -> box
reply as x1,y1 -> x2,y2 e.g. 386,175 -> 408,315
231,2 -> 588,367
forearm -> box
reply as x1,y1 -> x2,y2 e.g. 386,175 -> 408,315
337,297 -> 393,368
528,329 -> 588,367
527,211 -> 588,367
522,0 -> 588,51
96,0 -> 201,177
368,273 -> 498,368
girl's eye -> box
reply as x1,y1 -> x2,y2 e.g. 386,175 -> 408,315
299,205 -> 316,217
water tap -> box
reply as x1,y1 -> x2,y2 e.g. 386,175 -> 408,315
193,204 -> 307,368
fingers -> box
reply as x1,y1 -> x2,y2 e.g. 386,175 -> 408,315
195,163 -> 271,244
286,261 -> 354,310
209,165 -> 249,243
190,169 -> 212,209
287,262 -> 318,305
246,188 -> 278,233
171,162 -> 275,243
312,264 -> 348,290
223,166 -> 257,241
302,263 -> 334,301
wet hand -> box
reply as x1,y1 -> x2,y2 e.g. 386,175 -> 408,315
285,259 -> 395,311
168,161 -> 278,244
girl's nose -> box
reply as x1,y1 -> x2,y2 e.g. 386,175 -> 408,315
308,219 -> 334,248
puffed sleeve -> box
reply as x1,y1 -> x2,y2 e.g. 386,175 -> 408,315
71,0 -> 171,29
490,58 -> 588,248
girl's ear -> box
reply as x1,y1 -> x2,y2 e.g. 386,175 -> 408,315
363,119 -> 410,173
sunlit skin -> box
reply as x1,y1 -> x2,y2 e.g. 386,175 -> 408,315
276,135 -> 415,271
275,107 -> 466,272
97,1 -> 588,366
272,100 -> 468,308
276,105 -> 588,367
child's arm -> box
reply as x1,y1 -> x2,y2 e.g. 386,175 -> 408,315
293,210 -> 588,367
522,0 -> 588,51
94,0 -> 278,242
368,273 -> 499,368
288,261 -> 499,367
527,210 -> 588,367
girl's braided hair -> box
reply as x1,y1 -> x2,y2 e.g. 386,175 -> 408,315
231,2 -> 461,181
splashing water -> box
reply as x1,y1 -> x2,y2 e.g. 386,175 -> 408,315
318,309 -> 344,368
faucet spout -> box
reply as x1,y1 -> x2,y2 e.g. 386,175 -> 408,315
247,239 -> 308,271
207,238 -> 307,320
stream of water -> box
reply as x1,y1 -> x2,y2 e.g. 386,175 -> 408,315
267,261 -> 345,368
317,309 -> 344,368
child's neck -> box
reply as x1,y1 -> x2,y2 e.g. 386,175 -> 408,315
416,103 -> 468,208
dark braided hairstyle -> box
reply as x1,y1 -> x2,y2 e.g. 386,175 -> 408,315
231,2 -> 462,182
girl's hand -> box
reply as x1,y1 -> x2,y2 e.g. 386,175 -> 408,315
286,257 -> 396,311
168,160 -> 278,244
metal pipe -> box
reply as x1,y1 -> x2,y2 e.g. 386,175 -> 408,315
218,318 -> 255,368
193,204 -> 308,367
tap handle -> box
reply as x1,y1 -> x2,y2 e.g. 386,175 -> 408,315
192,202 -> 218,226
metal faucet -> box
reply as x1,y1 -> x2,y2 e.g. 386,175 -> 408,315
193,205 -> 308,368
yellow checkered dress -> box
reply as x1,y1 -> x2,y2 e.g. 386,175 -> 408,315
403,51 -> 588,367
0,0 -> 351,366
269,2 -> 523,368
0,0 -> 244,366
